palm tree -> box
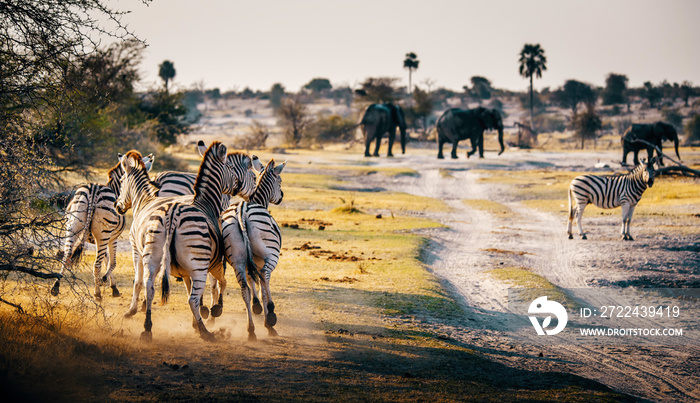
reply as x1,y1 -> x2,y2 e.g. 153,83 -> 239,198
403,52 -> 419,97
518,44 -> 547,130
158,60 -> 176,92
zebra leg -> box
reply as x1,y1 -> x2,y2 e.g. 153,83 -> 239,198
92,232 -> 108,301
188,272 -> 215,342
124,248 -> 144,318
104,238 -> 121,297
260,262 -> 278,336
250,276 -> 262,315
621,204 -> 635,241
576,205 -> 587,240
209,263 -> 226,318
52,213 -> 84,296
140,264 -> 158,342
235,265 -> 256,341
567,190 -> 575,239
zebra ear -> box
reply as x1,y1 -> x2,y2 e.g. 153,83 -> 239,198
118,153 -> 124,163
251,155 -> 264,172
217,143 -> 227,161
197,140 -> 207,157
143,153 -> 155,172
273,160 -> 287,175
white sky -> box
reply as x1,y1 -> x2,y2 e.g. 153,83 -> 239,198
114,0 -> 700,93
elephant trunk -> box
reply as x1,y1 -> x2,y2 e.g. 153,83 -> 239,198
497,126 -> 505,156
673,136 -> 680,161
400,125 -> 407,154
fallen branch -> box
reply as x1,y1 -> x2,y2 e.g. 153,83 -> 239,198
0,264 -> 61,279
628,138 -> 700,177
0,297 -> 24,313
628,138 -> 683,166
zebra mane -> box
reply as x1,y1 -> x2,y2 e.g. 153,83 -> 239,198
106,161 -> 124,195
193,141 -> 227,217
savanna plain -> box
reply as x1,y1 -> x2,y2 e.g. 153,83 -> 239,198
1,141 -> 699,402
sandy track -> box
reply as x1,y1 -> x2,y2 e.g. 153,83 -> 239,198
340,150 -> 700,402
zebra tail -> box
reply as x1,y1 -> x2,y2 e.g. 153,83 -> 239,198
567,187 -> 574,220
160,205 -> 176,305
73,186 -> 98,263
238,203 -> 261,285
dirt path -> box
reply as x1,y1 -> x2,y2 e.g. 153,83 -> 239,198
340,150 -> 700,402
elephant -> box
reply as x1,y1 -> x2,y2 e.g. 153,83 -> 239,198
358,103 -> 407,157
621,121 -> 680,166
436,107 -> 505,159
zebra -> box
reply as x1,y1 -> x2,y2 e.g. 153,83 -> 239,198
221,157 -> 286,340
567,158 -> 656,241
115,141 -> 255,341
51,154 -> 153,300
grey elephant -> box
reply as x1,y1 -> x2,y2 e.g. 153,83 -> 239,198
622,121 -> 680,166
436,107 -> 505,159
358,103 -> 407,157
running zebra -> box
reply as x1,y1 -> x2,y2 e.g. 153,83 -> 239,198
567,158 -> 656,241
115,142 -> 255,341
222,158 -> 286,340
51,155 -> 153,300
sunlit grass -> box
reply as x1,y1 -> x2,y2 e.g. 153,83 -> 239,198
462,199 -> 513,216
487,266 -> 577,310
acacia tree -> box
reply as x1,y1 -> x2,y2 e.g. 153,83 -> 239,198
0,0 -> 149,307
602,73 -> 628,107
277,96 -> 311,147
518,43 -> 547,129
403,52 -> 419,97
355,77 -> 400,103
572,104 -> 602,149
554,80 -> 596,115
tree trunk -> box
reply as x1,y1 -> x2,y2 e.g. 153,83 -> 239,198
529,75 -> 534,129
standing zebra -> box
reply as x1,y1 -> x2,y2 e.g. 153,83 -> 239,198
222,158 -> 286,340
115,142 -> 255,341
52,155 -> 153,300
568,158 -> 656,241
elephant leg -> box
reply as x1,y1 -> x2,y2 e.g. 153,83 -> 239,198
654,145 -> 664,166
450,141 -> 459,159
437,138 -> 446,159
373,133 -> 381,157
466,137 -> 477,158
622,148 -> 629,164
363,126 -> 373,157
387,131 -> 395,157
478,134 -> 485,158
633,150 -> 640,165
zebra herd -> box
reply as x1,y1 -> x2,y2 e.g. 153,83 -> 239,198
55,141 -> 285,342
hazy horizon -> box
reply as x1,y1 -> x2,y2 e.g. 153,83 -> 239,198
115,0 -> 700,94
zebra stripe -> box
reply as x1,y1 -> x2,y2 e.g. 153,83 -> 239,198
567,159 -> 656,240
221,158 -> 286,340
115,142 -> 254,342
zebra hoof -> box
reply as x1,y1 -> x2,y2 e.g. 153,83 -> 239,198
111,286 -> 121,297
50,283 -> 60,296
175,277 -> 184,282
266,326 -> 279,337
581,235 -> 587,240
568,234 -> 573,240
124,308 -> 137,318
140,331 -> 152,343
101,275 -> 108,283
211,304 -> 223,318
266,312 -> 277,327
252,300 -> 262,315
140,300 -> 147,312
200,305 -> 210,320
94,294 -> 102,302
248,331 -> 257,342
